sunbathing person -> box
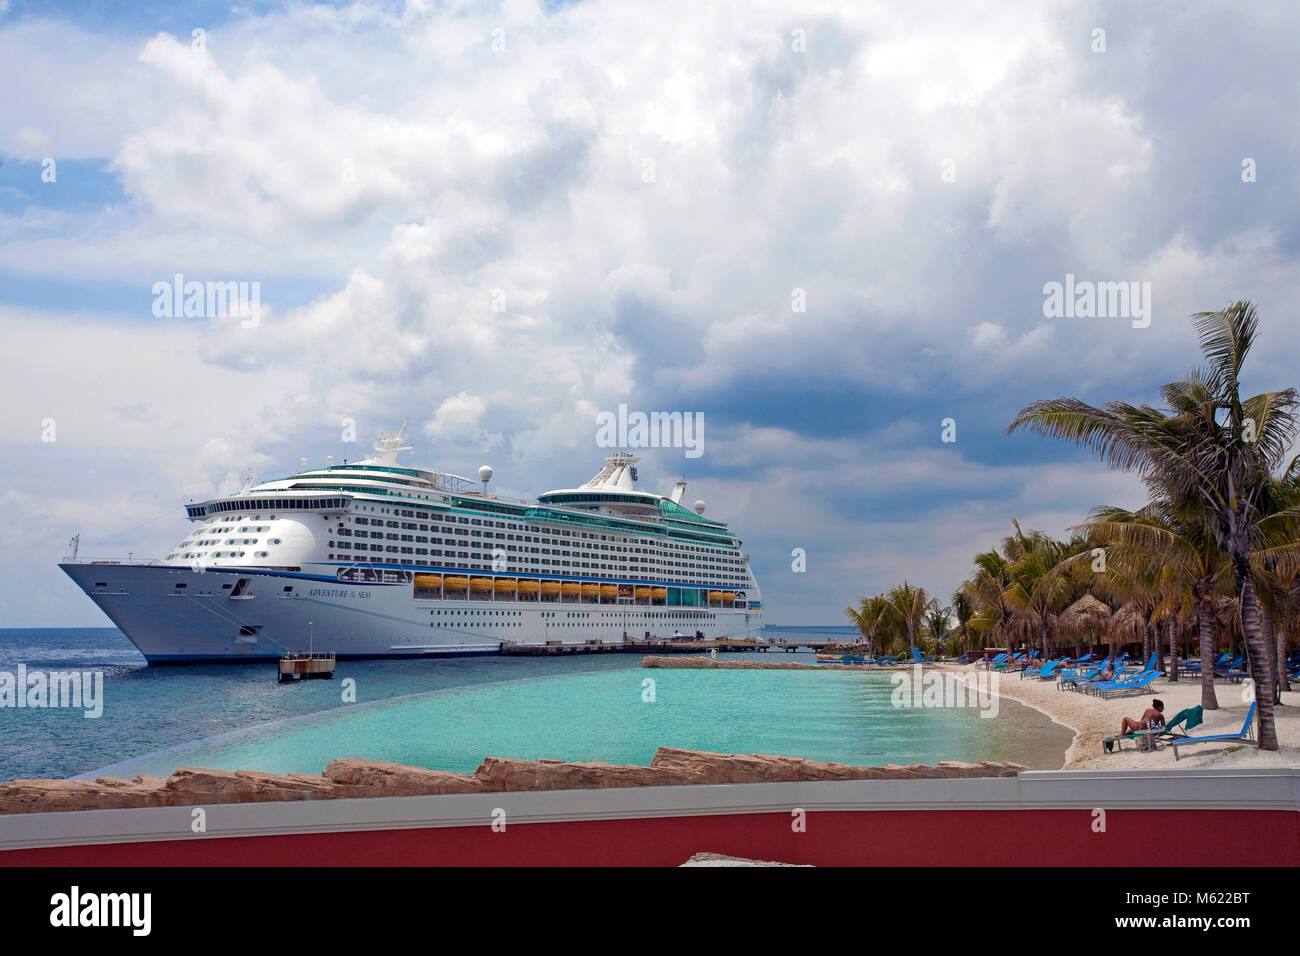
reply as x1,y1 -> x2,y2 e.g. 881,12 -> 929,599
1119,699 -> 1165,735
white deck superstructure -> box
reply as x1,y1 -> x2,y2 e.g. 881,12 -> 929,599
60,427 -> 763,662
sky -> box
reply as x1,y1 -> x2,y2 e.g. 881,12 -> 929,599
2,0 -> 1299,627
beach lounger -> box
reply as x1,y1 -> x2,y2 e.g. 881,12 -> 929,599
1038,660 -> 1068,680
1172,703 -> 1257,760
1057,666 -> 1101,690
1024,658 -> 1065,680
1103,705 -> 1203,753
1065,662 -> 1127,691
1084,666 -> 1153,697
1214,655 -> 1244,677
1096,670 -> 1160,699
1060,660 -> 1133,691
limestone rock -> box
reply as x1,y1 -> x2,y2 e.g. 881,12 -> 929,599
323,758 -> 486,796
0,750 -> 1025,814
474,757 -> 697,790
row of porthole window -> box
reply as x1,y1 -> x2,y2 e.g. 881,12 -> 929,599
432,622 -> 522,627
432,609 -> 523,615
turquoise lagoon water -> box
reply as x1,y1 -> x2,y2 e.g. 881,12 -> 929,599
0,627 -> 1071,781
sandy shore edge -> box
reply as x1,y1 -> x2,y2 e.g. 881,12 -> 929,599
940,663 -> 1300,770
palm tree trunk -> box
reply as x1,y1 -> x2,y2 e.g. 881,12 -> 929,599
1278,618 -> 1291,696
1233,555 -> 1277,749
1261,603 -> 1279,706
1168,616 -> 1178,681
1198,599 -> 1218,711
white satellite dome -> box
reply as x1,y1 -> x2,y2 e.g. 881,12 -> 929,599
478,465 -> 494,482
693,500 -> 706,515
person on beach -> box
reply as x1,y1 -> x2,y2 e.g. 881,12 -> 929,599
1119,699 -> 1165,735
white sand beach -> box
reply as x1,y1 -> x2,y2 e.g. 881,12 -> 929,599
942,665 -> 1300,770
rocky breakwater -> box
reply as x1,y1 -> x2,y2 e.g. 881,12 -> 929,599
0,749 -> 1024,814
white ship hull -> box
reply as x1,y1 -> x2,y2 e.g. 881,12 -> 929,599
60,562 -> 763,663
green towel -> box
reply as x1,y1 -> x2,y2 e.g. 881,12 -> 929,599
1162,705 -> 1204,734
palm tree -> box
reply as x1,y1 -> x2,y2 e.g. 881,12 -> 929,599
844,594 -> 890,657
883,581 -> 934,657
1247,463 -> 1300,699
951,590 -> 975,651
924,605 -> 953,655
1076,498 -> 1227,710
1000,521 -> 1082,658
1010,302 -> 1296,750
964,549 -> 1020,657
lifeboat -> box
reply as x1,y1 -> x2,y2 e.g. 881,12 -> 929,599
443,576 -> 470,590
540,581 -> 562,595
635,587 -> 653,598
413,574 -> 442,589
494,579 -> 517,592
708,591 -> 725,601
651,587 -> 668,599
580,583 -> 601,597
599,585 -> 619,599
560,582 -> 581,596
517,580 -> 541,594
722,592 -> 736,602
469,577 -> 494,593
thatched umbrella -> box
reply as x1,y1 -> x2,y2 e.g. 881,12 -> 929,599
1107,602 -> 1145,661
1057,594 -> 1112,658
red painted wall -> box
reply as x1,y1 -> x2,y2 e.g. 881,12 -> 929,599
6,809 -> 1298,866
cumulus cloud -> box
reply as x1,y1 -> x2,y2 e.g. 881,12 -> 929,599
4,0 -> 1300,624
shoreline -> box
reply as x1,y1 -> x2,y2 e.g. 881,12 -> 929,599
942,664 -> 1300,770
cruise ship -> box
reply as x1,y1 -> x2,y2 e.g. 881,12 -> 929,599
60,427 -> 763,662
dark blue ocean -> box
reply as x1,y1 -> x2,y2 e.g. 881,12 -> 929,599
0,626 -> 1068,781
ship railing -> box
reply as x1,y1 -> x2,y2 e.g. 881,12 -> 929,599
61,556 -> 166,566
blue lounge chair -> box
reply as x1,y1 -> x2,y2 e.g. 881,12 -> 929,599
1097,670 -> 1160,699
1103,705 -> 1204,754
1172,703 -> 1257,760
1084,665 -> 1153,697
1060,660 -> 1131,691
1066,662 -> 1125,690
992,653 -> 1022,671
1038,660 -> 1068,680
1023,657 -> 1065,680
1215,655 -> 1244,677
